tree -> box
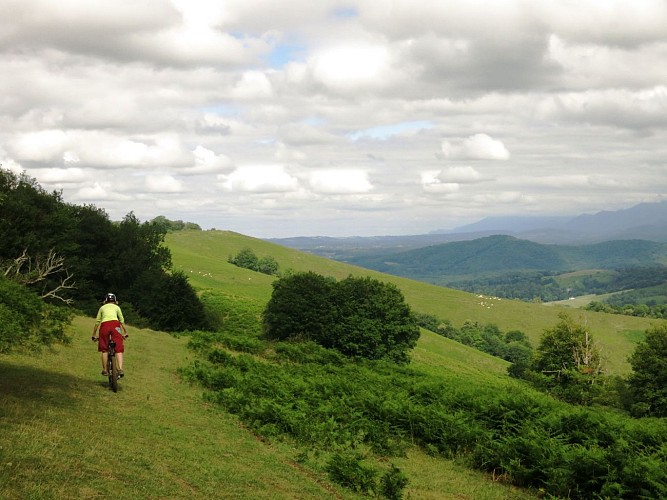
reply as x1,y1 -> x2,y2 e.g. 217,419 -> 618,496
228,248 -> 259,271
257,256 -> 279,275
331,276 -> 420,363
128,269 -> 210,332
532,313 -> 602,375
0,274 -> 72,353
263,272 -> 420,363
263,271 -> 337,342
525,313 -> 605,404
627,324 -> 667,417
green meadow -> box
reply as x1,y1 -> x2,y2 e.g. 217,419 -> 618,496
2,229 -> 665,498
167,230 -> 660,375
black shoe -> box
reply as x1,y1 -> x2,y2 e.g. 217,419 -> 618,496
118,370 -> 124,378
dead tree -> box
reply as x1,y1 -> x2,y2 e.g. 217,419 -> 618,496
2,249 -> 76,304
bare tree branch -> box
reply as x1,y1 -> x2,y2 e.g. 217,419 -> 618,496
2,248 -> 76,303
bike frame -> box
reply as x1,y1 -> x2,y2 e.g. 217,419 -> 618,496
107,333 -> 119,392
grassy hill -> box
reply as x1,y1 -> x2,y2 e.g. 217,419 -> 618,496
166,230 -> 662,375
1,296 -> 533,499
3,229 -> 665,498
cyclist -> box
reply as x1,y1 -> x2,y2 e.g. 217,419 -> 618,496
92,293 -> 128,377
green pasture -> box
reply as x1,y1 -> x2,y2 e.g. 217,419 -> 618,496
1,319 -> 532,499
167,230 -> 663,375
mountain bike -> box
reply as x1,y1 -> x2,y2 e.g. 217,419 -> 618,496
93,330 -> 125,392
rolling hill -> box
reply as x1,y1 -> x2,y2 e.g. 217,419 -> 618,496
4,229 -> 666,499
343,235 -> 667,277
165,230 -> 661,375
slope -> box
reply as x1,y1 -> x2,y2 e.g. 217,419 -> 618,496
0,316 -> 352,499
1,312 -> 534,499
166,230 -> 663,375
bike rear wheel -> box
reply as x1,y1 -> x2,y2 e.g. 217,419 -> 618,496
108,354 -> 118,393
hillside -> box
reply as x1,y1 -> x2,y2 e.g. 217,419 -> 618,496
166,230 -> 662,375
1,298 -> 534,499
0,318 -> 354,499
4,229 -> 665,498
345,235 -> 667,277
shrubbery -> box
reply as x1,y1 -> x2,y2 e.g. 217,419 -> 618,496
183,332 -> 667,499
228,247 -> 279,276
0,274 -> 72,353
415,313 -> 533,364
262,272 -> 420,363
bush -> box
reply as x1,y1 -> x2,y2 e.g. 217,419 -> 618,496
325,451 -> 378,494
263,272 -> 420,363
627,323 -> 667,417
0,275 -> 72,352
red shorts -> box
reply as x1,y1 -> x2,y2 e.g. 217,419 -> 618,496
98,320 -> 125,353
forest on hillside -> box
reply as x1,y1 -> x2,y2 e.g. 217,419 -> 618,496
0,168 -> 210,351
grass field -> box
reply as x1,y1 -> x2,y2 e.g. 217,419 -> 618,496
1,320 -> 533,498
3,229 -> 663,498
166,230 -> 664,375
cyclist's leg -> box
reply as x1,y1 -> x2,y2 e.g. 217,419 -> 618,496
117,352 -> 123,371
101,352 -> 109,374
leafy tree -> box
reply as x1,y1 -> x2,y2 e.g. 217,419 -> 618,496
627,324 -> 667,417
257,255 -> 279,275
263,271 -> 337,342
128,269 -> 210,331
263,272 -> 419,363
532,313 -> 602,375
331,276 -> 420,363
151,215 -> 201,232
228,248 -> 279,276
0,274 -> 72,353
228,247 -> 259,270
521,314 -> 605,404
0,168 -> 208,332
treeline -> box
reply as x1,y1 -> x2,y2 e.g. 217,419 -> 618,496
0,169 -> 210,345
415,313 -> 533,365
447,265 -> 667,303
586,300 -> 667,319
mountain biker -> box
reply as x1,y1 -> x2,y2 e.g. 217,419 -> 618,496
92,293 -> 128,377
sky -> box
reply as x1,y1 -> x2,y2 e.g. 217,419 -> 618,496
1,0 -> 666,238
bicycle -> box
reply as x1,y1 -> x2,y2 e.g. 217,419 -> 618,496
93,329 -> 127,392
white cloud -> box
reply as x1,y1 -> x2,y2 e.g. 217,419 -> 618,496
2,0 -> 667,237
187,145 -> 234,174
437,166 -> 483,183
144,174 -> 184,193
442,134 -> 510,160
308,169 -> 373,194
421,171 -> 460,194
218,165 -> 299,193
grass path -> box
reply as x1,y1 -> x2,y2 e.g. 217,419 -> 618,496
0,317 -> 351,499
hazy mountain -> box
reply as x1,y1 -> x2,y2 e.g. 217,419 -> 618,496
346,235 -> 667,278
442,201 -> 667,244
270,201 -> 667,257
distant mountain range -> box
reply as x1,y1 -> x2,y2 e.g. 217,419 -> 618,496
269,201 -> 667,260
345,235 -> 667,278
438,200 -> 667,244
